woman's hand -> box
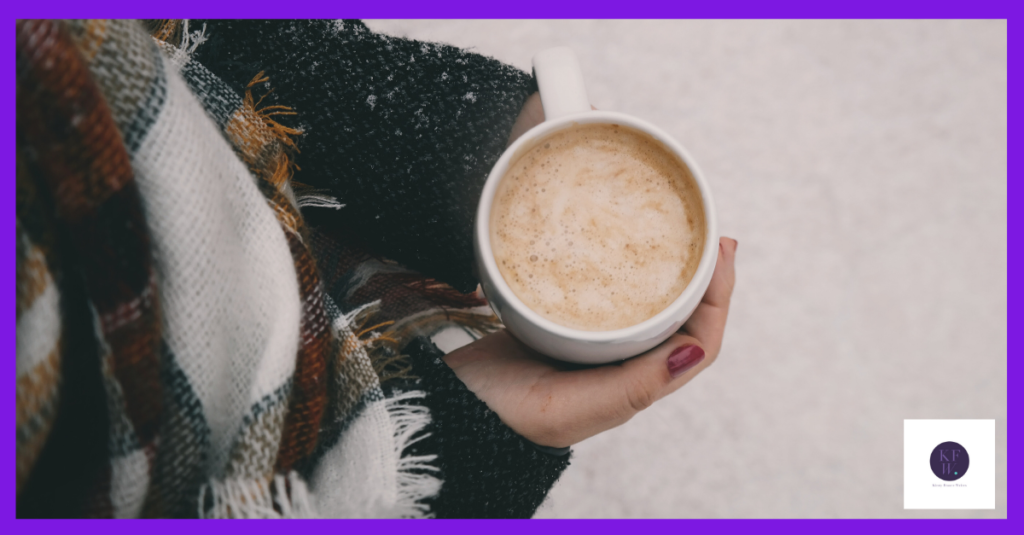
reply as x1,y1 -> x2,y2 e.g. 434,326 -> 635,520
443,237 -> 738,448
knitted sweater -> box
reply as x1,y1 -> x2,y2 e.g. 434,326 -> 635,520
16,19 -> 568,519
192,20 -> 571,517
192,19 -> 531,294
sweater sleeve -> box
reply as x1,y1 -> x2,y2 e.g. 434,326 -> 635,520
400,337 -> 571,519
303,222 -> 571,519
192,19 -> 537,293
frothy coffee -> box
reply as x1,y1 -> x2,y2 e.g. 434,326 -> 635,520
490,123 -> 705,331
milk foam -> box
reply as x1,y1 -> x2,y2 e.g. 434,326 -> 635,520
490,123 -> 705,331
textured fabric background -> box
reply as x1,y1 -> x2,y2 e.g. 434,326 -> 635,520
364,20 -> 1007,519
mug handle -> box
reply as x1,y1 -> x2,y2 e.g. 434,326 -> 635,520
533,47 -> 591,121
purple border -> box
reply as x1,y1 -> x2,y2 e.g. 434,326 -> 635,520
4,1 -> 1020,19
7,0 -> 1015,529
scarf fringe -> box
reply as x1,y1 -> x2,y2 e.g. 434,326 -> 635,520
197,471 -> 317,518
382,390 -> 442,518
294,186 -> 345,210
152,19 -> 207,67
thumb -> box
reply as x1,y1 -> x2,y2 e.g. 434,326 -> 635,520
575,333 -> 708,426
528,333 -> 711,447
614,333 -> 708,414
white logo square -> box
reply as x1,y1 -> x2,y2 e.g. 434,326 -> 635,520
904,419 -> 995,509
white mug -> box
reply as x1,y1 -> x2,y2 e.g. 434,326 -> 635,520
474,46 -> 719,364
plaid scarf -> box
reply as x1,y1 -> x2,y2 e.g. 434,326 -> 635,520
16,19 -> 502,518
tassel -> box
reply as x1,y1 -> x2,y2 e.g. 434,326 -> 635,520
198,472 -> 317,518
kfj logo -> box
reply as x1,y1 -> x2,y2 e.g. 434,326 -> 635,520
930,441 -> 969,481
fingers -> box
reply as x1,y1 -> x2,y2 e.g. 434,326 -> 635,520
703,237 -> 737,309
680,237 -> 737,356
585,236 -> 737,427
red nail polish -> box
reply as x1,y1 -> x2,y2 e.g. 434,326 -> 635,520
667,345 -> 705,378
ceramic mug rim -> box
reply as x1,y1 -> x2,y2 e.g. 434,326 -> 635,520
475,109 -> 719,343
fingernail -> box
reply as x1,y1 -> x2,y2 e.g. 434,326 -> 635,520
667,345 -> 705,378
